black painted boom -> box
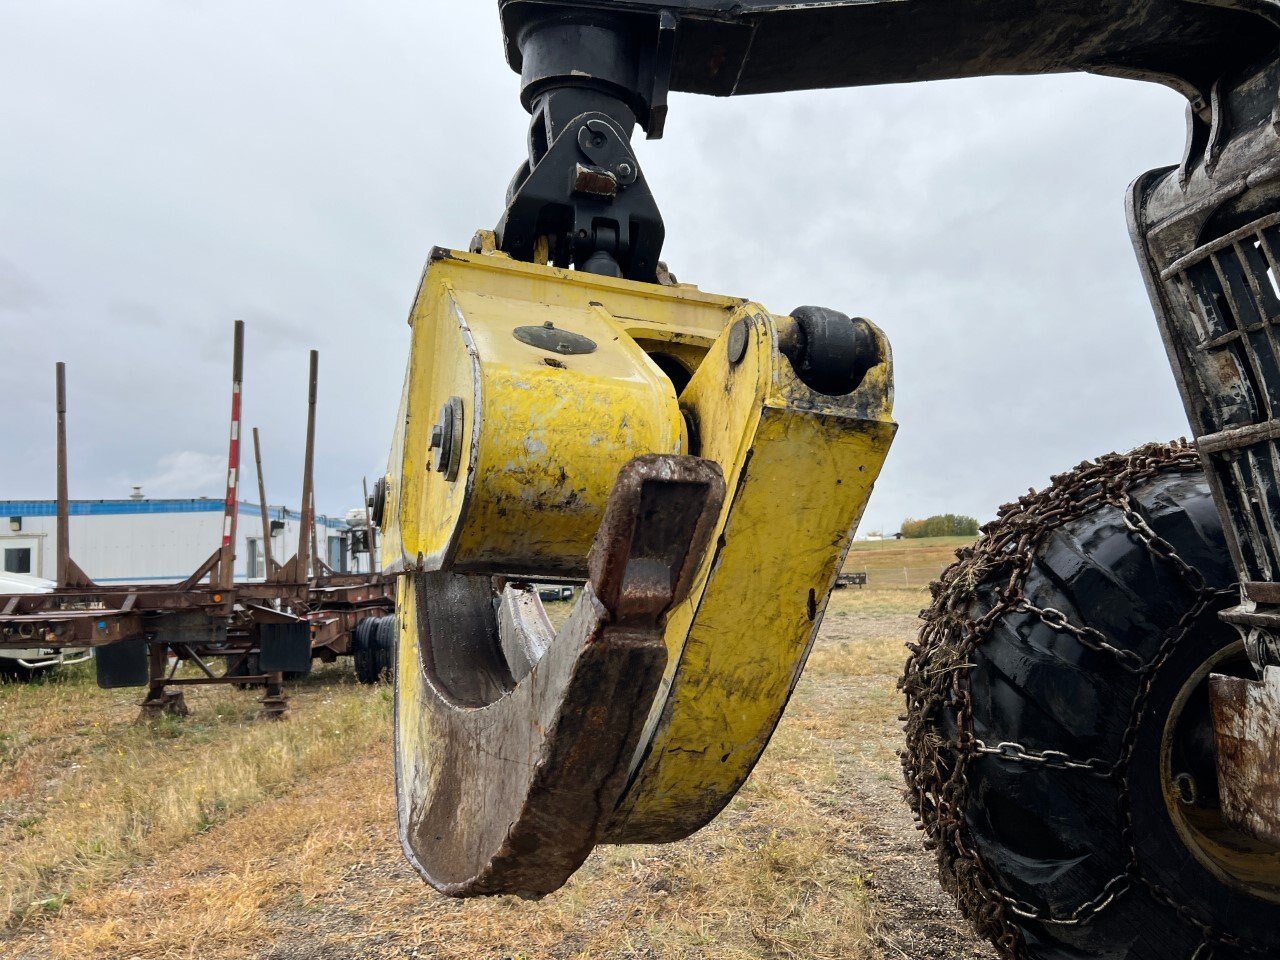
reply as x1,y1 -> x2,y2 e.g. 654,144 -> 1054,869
501,0 -> 1280,111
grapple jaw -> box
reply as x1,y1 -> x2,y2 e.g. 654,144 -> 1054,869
382,248 -> 896,897
396,456 -> 723,898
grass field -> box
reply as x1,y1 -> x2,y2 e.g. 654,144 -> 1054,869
843,535 -> 974,590
0,663 -> 390,934
0,540 -> 989,960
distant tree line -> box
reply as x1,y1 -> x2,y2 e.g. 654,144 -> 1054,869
900,514 -> 980,538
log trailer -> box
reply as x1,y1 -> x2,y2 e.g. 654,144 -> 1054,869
0,323 -> 394,717
377,2 -> 1280,956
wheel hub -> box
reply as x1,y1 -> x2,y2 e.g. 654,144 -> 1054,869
1162,641 -> 1280,904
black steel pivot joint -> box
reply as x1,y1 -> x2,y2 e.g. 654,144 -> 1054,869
494,8 -> 676,281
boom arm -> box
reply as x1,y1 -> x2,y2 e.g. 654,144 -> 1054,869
502,0 -> 1280,107
494,0 -> 1280,278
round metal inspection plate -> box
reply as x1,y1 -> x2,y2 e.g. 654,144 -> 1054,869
513,322 -> 598,356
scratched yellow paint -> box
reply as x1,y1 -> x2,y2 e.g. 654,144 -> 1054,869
606,307 -> 897,843
446,291 -> 681,577
385,250 -> 744,577
382,249 -> 896,852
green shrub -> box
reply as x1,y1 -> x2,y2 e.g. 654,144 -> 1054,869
900,514 -> 979,538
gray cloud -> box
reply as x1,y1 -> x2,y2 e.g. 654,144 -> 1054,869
121,450 -> 226,499
0,259 -> 48,314
1,3 -> 1197,538
107,299 -> 170,330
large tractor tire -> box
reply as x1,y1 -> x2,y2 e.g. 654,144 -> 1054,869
903,442 -> 1280,959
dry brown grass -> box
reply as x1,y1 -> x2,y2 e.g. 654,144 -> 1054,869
844,536 -> 972,591
13,737 -> 877,960
0,588 -> 988,960
0,664 -> 390,931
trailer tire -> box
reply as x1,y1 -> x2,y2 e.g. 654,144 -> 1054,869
353,617 -> 378,685
0,659 -> 36,682
354,616 -> 394,685
372,615 -> 395,683
224,653 -> 262,689
903,443 -> 1280,959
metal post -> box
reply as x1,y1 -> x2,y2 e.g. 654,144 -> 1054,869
311,491 -> 325,575
253,427 -> 274,577
219,321 -> 246,590
362,476 -> 379,574
297,351 -> 318,581
145,641 -> 167,706
55,362 -> 70,589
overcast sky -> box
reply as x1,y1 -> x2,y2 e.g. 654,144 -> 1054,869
1,2 -> 1193,534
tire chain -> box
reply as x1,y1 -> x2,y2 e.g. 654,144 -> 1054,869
970,740 -> 1115,777
900,440 -> 1268,959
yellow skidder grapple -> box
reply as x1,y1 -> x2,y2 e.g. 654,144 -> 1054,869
370,3 -> 1280,957
378,240 -> 895,896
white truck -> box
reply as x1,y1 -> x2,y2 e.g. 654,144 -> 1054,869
0,572 -> 88,679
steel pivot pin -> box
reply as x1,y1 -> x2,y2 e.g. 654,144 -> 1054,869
429,397 -> 464,482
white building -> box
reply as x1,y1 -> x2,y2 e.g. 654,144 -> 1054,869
0,498 -> 359,585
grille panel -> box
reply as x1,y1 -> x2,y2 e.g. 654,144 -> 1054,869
1163,213 -> 1280,583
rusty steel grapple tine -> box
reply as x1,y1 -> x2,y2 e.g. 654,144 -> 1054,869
395,454 -> 725,899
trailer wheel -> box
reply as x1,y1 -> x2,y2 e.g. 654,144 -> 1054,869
354,616 -> 394,685
224,653 -> 262,689
903,442 -> 1280,959
372,615 -> 396,682
0,659 -> 35,682
352,617 -> 377,685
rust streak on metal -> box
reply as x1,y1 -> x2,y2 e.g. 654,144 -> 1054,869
51,363 -> 96,591
298,350 -> 318,581
1210,667 -> 1280,846
55,361 -> 69,589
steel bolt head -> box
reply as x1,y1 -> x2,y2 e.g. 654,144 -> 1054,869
430,406 -> 453,473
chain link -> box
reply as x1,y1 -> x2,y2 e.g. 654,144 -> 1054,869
972,739 -> 1115,777
1011,600 -> 1149,673
1001,872 -> 1132,925
901,441 -> 1269,959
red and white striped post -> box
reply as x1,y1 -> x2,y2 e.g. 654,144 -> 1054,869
220,321 -> 245,590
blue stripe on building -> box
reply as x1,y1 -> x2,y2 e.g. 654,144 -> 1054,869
0,500 -> 349,529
